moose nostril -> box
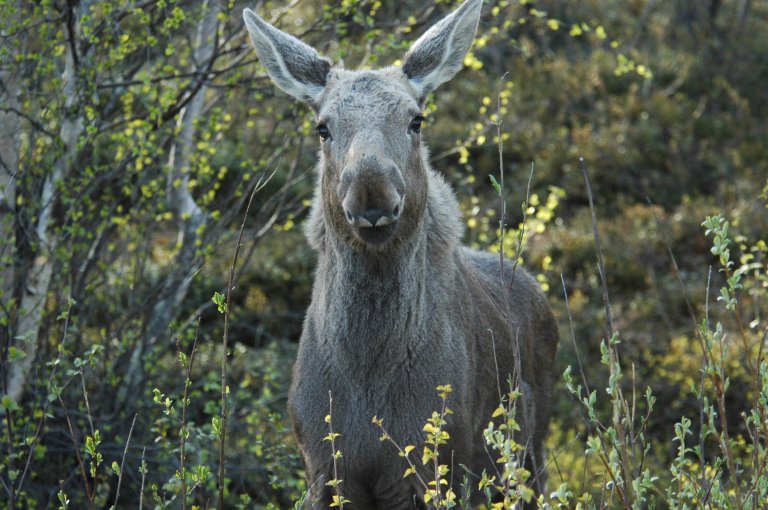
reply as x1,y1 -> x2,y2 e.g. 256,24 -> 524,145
361,209 -> 384,227
345,210 -> 354,224
392,203 -> 400,217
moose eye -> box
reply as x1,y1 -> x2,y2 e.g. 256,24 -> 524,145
316,123 -> 331,141
409,116 -> 424,134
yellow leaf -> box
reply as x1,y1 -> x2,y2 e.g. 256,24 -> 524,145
423,423 -> 438,434
596,25 -> 607,39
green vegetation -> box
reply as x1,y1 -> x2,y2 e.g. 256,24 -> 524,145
1,0 -> 766,508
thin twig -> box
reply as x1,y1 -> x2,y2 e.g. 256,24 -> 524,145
138,447 -> 147,510
647,199 -> 700,330
703,261 -> 742,508
491,71 -> 541,497
112,413 -> 137,509
508,163 -> 534,291
218,145 -> 285,508
3,393 -> 14,506
16,298 -> 75,497
701,462 -> 722,507
327,391 -> 346,508
80,371 -> 95,438
561,274 -> 591,396
580,157 -> 633,506
493,72 -> 509,290
374,419 -> 431,494
580,157 -> 614,338
178,320 -> 199,510
57,394 -> 93,509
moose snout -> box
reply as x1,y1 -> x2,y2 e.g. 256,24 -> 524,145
345,201 -> 403,228
339,162 -> 405,231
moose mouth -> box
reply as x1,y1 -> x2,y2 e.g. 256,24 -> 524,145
353,221 -> 399,245
345,198 -> 404,246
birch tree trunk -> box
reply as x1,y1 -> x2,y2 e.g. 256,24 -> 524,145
149,0 -> 219,342
121,0 -> 221,399
5,2 -> 90,403
1,67 -> 21,397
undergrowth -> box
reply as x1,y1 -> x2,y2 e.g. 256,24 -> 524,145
359,172 -> 767,509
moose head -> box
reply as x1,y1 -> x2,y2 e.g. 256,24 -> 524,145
244,0 -> 482,250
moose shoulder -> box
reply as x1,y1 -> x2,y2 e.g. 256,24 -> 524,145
243,0 -> 558,508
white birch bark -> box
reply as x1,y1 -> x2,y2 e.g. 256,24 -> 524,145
5,2 -> 90,402
1,0 -> 22,400
122,0 -> 221,396
0,70 -> 20,306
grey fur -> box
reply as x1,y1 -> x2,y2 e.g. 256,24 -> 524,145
402,0 -> 482,102
243,8 -> 331,104
243,1 -> 557,508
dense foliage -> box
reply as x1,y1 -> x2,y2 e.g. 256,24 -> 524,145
1,0 -> 766,508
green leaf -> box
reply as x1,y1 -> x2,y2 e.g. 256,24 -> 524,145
1,394 -> 19,412
212,291 -> 227,313
489,174 -> 501,195
8,346 -> 26,362
57,489 -> 69,509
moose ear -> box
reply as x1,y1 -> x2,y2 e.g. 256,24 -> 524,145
401,0 -> 482,102
243,8 -> 332,105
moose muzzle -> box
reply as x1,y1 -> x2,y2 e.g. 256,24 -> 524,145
338,156 -> 405,239
339,158 -> 405,228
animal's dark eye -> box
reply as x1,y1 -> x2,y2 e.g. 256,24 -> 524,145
409,116 -> 424,134
316,123 -> 331,141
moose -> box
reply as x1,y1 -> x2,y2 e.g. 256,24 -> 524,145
244,0 -> 558,507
